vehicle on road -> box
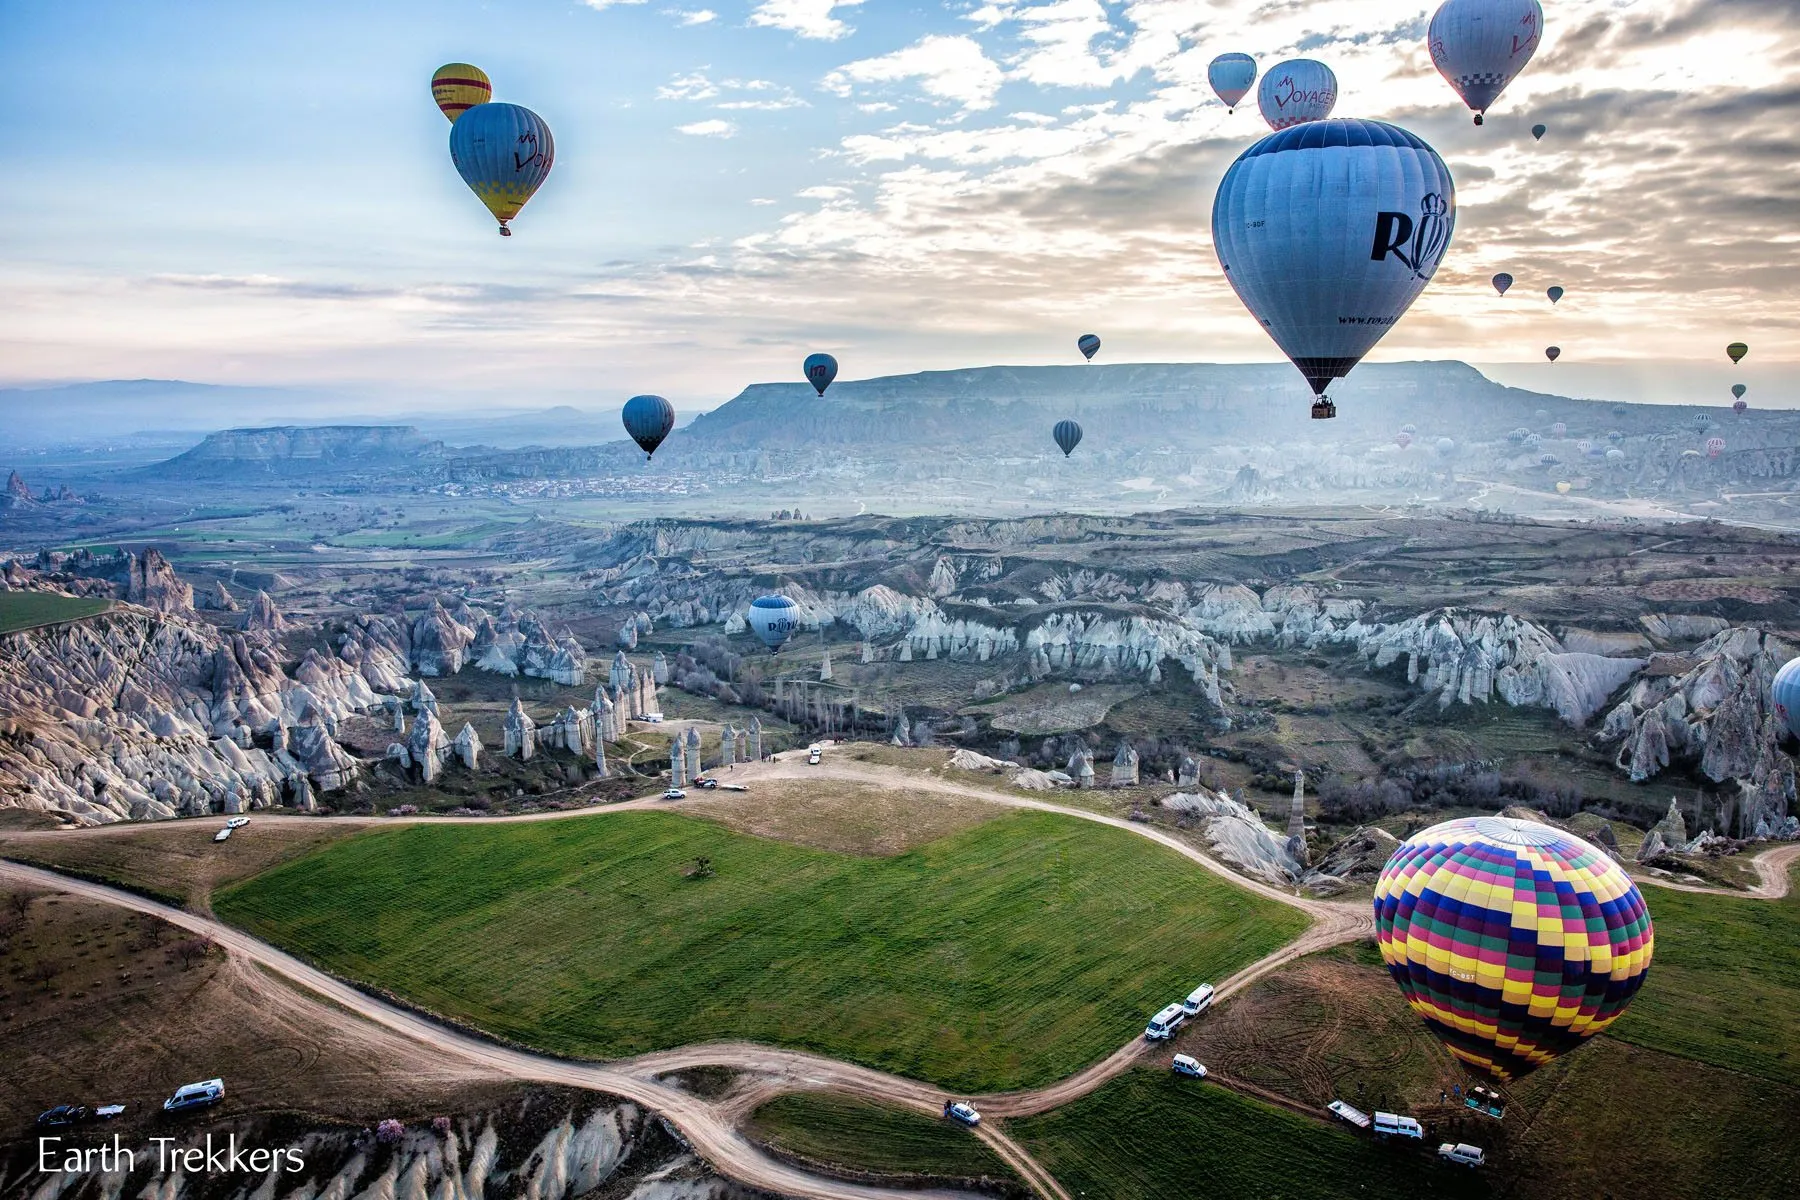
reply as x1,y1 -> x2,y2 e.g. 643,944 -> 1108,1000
1373,1111 -> 1423,1140
36,1105 -> 90,1127
162,1079 -> 224,1114
1327,1100 -> 1372,1129
1171,1054 -> 1207,1079
1145,1002 -> 1187,1041
945,1101 -> 981,1127
1464,1085 -> 1506,1119
226,817 -> 250,829
663,788 -> 687,800
94,1104 -> 125,1120
807,744 -> 822,765
1181,983 -> 1215,1017
212,828 -> 232,843
1439,1143 -> 1486,1168
694,778 -> 719,789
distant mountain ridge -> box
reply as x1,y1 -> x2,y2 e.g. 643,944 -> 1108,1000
154,425 -> 444,476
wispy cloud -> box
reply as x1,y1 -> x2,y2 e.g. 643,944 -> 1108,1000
676,118 -> 737,137
749,1 -> 864,42
823,35 -> 1007,112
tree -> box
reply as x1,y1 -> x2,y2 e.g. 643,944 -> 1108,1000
687,856 -> 716,880
173,937 -> 215,970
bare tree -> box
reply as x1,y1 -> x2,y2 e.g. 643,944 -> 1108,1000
6,889 -> 41,920
173,937 -> 215,970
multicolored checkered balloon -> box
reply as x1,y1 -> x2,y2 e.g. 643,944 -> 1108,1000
1374,815 -> 1654,1080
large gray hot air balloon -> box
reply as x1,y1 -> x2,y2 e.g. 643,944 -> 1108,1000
803,353 -> 838,396
1429,0 -> 1544,125
1772,657 -> 1800,739
1077,334 -> 1101,362
1208,53 -> 1258,112
1053,420 -> 1083,457
1257,59 -> 1337,131
1492,273 -> 1513,295
622,394 -> 676,460
1212,120 -> 1455,419
748,595 -> 800,653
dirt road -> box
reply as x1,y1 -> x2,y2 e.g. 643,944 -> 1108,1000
1631,842 -> 1800,899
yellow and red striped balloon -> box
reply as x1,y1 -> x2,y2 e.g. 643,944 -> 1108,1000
431,63 -> 491,123
1374,815 -> 1653,1080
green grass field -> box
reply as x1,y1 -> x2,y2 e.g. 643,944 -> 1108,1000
744,1093 -> 1014,1185
0,592 -> 111,634
215,809 -> 1306,1091
1010,1069 -> 1489,1200
1608,861 -> 1800,1086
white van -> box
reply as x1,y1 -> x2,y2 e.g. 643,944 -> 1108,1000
1181,983 -> 1215,1018
1372,1111 -> 1423,1140
163,1079 -> 224,1114
1144,1003 -> 1186,1041
1438,1143 -> 1485,1167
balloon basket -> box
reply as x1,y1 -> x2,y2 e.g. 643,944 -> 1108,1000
498,226 -> 511,237
1311,399 -> 1337,420
1473,113 -> 1484,126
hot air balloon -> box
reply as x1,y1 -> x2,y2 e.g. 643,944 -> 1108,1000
1555,480 -> 1572,494
1377,817 -> 1653,1080
1771,657 -> 1800,738
1077,334 -> 1101,362
1053,419 -> 1083,457
748,595 -> 800,653
1524,433 -> 1541,450
1208,53 -> 1258,112
1728,342 -> 1749,364
803,353 -> 838,396
1539,453 -> 1557,465
1732,383 -> 1748,400
1507,427 -> 1528,444
449,102 -> 554,236
622,394 -> 675,460
1547,286 -> 1564,305
1605,447 -> 1624,461
1531,123 -> 1547,140
1401,423 -> 1418,435
1428,0 -> 1544,126
1734,400 -> 1748,414
1492,273 -> 1513,296
1256,60 -> 1338,131
1606,429 -> 1623,442
1436,436 -> 1457,456
1535,408 -> 1549,421
1545,346 -> 1561,362
1551,422 -> 1566,437
1213,120 -> 1454,419
1707,436 -> 1725,458
1395,433 -> 1414,450
1576,439 -> 1592,454
432,63 -> 492,123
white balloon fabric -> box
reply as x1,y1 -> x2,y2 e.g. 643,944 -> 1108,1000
1212,120 -> 1457,398
1428,0 -> 1544,124
1208,53 -> 1258,111
748,595 -> 800,653
1256,59 -> 1337,131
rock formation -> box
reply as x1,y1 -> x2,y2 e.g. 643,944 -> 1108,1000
407,712 -> 450,784
199,580 -> 239,612
126,548 -> 194,614
748,716 -> 761,761
411,679 -> 439,718
685,726 -> 702,779
1110,741 -> 1139,788
244,590 -> 285,634
504,698 -> 536,761
1164,789 -> 1304,886
653,651 -> 670,684
670,738 -> 687,787
455,722 -> 482,770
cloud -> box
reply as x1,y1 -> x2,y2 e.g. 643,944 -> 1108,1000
676,118 -> 737,137
749,0 -> 863,42
581,0 -> 648,9
671,8 -> 716,24
661,71 -> 808,111
823,35 -> 1007,111
658,71 -> 719,101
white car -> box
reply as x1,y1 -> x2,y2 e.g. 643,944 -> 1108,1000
695,778 -> 719,789
807,745 -> 822,765
1438,1143 -> 1486,1168
1171,1054 -> 1207,1079
163,1078 -> 224,1113
945,1101 -> 981,1127
225,817 -> 250,830
663,788 -> 686,800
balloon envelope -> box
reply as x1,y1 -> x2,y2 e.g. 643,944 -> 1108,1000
1555,480 -> 1571,494
432,63 -> 492,123
1545,346 -> 1561,362
1077,334 -> 1101,362
1256,59 -> 1338,131
1531,123 -> 1547,140
1395,433 -> 1413,449
748,595 -> 800,653
1606,447 -> 1624,460
449,102 -> 554,234
803,353 -> 839,396
1734,399 -> 1748,413
1053,419 -> 1083,457
1429,0 -> 1544,123
1707,437 -> 1725,457
1524,433 -> 1541,449
1547,286 -> 1564,304
1436,436 -> 1456,456
1213,120 -> 1455,398
1208,52 -> 1258,110
622,394 -> 676,459
1551,422 -> 1566,437
1491,272 -> 1513,295
1732,383 -> 1748,400
1728,342 -> 1749,364
1772,657 -> 1800,738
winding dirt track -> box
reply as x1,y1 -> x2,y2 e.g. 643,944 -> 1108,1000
1630,842 -> 1800,899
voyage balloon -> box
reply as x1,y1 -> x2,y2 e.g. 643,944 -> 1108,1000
1728,342 -> 1749,364
1492,273 -> 1513,296
748,595 -> 800,654
449,102 -> 554,236
1401,423 -> 1417,435
1077,334 -> 1101,362
1707,437 -> 1725,458
1734,400 -> 1749,414
1053,419 -> 1083,457
1375,815 -> 1652,1080
1428,0 -> 1544,125
1545,346 -> 1561,362
1547,286 -> 1564,305
1524,433 -> 1541,449
432,63 -> 492,123
1555,480 -> 1572,494
621,394 -> 675,461
1212,120 -> 1455,420
1208,52 -> 1258,112
1531,123 -> 1547,140
1257,59 -> 1338,131
1732,384 -> 1748,400
803,353 -> 838,397
1606,447 -> 1625,461
1771,657 -> 1800,738
1551,422 -> 1566,437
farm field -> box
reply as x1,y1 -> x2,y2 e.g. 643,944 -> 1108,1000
214,808 -> 1307,1092
743,1093 -> 1016,1188
0,591 -> 111,633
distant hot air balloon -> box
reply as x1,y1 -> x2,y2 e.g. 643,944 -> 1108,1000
803,353 -> 838,396
1377,816 -> 1653,1080
1555,480 -> 1572,494
1401,423 -> 1418,435
1531,123 -> 1547,140
1395,433 -> 1413,450
449,102 -> 554,236
1707,436 -> 1725,458
1208,53 -> 1258,112
1256,59 -> 1338,131
1429,0 -> 1544,126
1547,286 -> 1564,305
622,394 -> 676,460
1213,120 -> 1454,418
432,64 -> 492,123
1077,334 -> 1101,362
1732,383 -> 1748,401
1507,427 -> 1527,444
1539,452 -> 1556,465
1771,657 -> 1800,738
748,595 -> 800,654
1545,346 -> 1561,362
1053,419 -> 1083,457
1525,433 -> 1541,450
1734,400 -> 1749,414
1607,429 -> 1623,442
1576,439 -> 1592,454
1492,272 -> 1513,295
1436,436 -> 1457,456
1605,447 -> 1625,461
1551,422 -> 1566,437
1728,342 -> 1749,364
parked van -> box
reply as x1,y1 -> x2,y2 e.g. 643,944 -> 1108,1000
163,1079 -> 224,1114
1144,1003 -> 1186,1041
1372,1111 -> 1423,1140
1438,1143 -> 1486,1167
1181,983 -> 1215,1018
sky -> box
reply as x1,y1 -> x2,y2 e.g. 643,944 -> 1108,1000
0,0 -> 1796,412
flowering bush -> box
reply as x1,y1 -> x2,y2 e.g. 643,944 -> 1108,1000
376,1119 -> 405,1145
